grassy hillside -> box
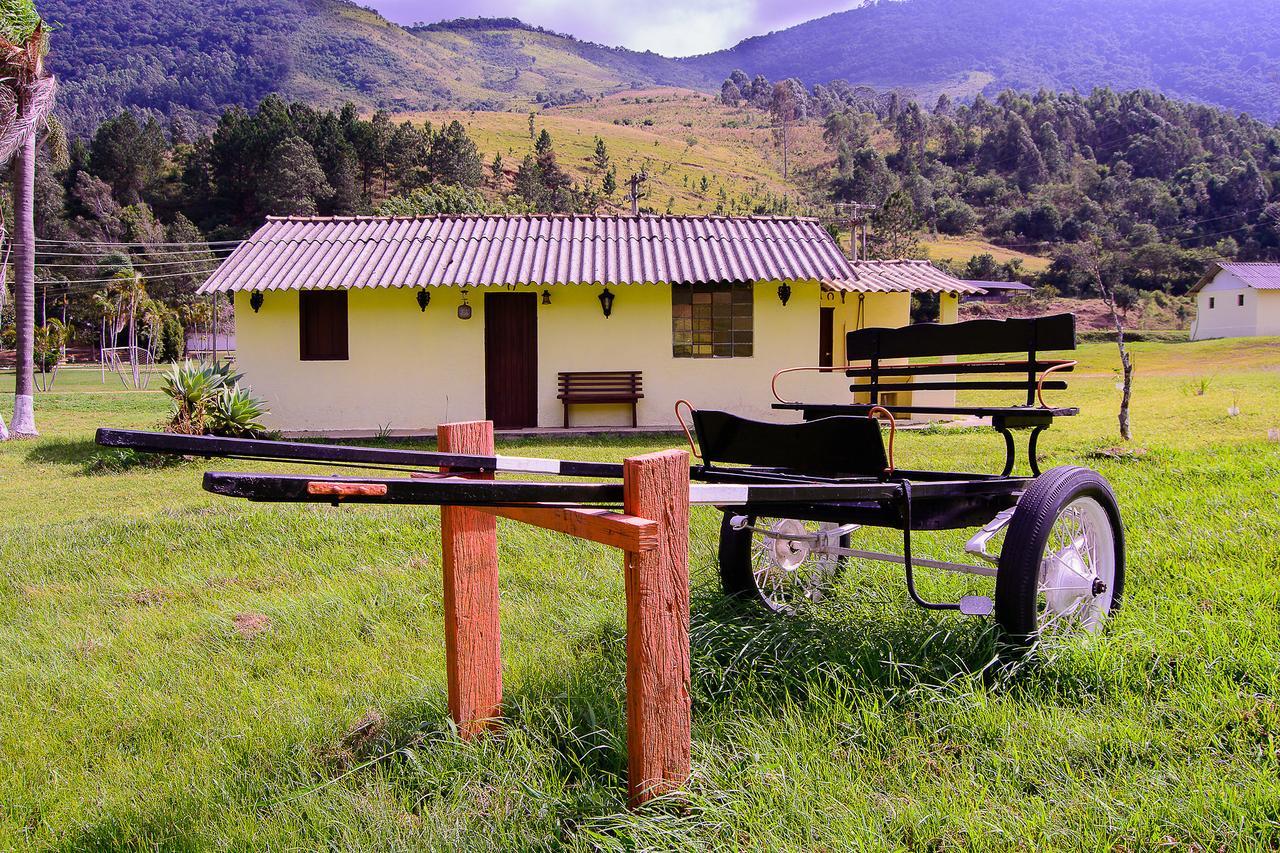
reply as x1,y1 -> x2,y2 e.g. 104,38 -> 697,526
43,0 -> 709,134
402,89 -> 806,216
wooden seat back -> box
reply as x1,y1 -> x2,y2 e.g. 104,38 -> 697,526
845,313 -> 1077,408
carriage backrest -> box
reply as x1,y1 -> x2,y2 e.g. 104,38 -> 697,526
843,313 -> 1077,408
691,409 -> 887,477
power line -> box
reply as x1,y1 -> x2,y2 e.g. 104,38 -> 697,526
33,237 -> 243,248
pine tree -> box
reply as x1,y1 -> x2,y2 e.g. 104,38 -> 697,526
427,121 -> 483,188
257,137 -> 333,216
592,136 -> 609,173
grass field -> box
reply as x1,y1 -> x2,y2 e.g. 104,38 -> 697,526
922,236 -> 1053,273
2,339 -> 1279,849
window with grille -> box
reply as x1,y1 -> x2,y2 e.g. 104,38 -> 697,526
1238,294 -> 1245,306
672,283 -> 753,358
299,290 -> 349,361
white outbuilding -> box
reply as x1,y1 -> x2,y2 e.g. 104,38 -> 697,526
1189,262 -> 1280,340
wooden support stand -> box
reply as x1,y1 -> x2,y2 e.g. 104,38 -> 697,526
433,423 -> 692,806
437,421 -> 503,738
622,449 -> 692,806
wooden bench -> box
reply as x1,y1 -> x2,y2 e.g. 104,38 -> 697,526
774,313 -> 1078,475
557,371 -> 644,428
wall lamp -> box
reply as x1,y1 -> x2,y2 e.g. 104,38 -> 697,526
598,287 -> 615,318
457,289 -> 472,320
542,289 -> 551,305
777,283 -> 792,306
250,290 -> 264,313
417,289 -> 431,311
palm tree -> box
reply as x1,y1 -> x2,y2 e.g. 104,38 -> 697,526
0,0 -> 55,438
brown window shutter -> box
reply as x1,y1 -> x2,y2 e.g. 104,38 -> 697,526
300,290 -> 349,360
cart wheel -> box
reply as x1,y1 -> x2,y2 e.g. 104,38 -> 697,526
718,513 -> 849,614
995,466 -> 1124,643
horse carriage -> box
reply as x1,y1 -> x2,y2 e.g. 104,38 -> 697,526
97,312 -> 1123,645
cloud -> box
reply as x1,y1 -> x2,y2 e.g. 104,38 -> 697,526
366,0 -> 860,56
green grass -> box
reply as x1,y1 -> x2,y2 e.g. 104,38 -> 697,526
2,340 -> 1280,849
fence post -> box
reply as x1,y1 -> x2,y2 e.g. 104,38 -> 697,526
622,449 -> 691,806
437,420 -> 502,738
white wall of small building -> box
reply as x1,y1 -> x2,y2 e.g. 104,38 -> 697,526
231,282 -> 913,435
1190,270 -> 1276,340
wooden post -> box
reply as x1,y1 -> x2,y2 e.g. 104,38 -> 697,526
438,421 -> 503,738
622,449 -> 691,806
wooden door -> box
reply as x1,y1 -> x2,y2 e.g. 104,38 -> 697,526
484,293 -> 538,429
819,307 -> 835,367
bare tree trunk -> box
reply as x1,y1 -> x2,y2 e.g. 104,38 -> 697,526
10,132 -> 37,437
129,287 -> 139,389
1108,299 -> 1134,441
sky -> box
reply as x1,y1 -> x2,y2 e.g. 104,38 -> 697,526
363,0 -> 862,57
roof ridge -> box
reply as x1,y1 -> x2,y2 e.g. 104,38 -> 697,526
262,213 -> 823,224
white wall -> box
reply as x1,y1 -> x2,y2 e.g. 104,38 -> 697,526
1191,270 -> 1262,340
233,283 -> 912,435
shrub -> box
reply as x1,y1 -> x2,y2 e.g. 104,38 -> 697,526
160,360 -> 268,436
207,385 -> 269,438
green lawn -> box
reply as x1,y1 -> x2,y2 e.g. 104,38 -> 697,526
2,340 -> 1279,849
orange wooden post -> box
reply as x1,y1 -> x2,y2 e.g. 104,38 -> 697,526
437,421 -> 502,738
622,449 -> 692,806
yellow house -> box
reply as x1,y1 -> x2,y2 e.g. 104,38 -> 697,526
199,215 -> 979,435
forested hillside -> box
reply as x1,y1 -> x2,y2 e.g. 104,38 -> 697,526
41,0 -> 704,134
685,0 -> 1280,120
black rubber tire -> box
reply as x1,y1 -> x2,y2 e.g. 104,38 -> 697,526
994,465 -> 1125,643
718,512 -> 848,613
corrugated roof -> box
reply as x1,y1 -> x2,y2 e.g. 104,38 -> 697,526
823,260 -> 985,295
198,215 -> 977,295
1191,261 -> 1280,293
200,215 -> 867,294
965,280 -> 1034,291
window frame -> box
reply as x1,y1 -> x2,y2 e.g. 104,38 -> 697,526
299,290 -> 349,361
1238,293 -> 1245,307
671,281 -> 754,359
1208,296 -> 1215,309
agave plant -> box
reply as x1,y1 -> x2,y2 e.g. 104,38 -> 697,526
207,384 -> 269,438
160,360 -> 246,434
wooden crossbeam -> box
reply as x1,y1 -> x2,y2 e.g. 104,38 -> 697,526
470,505 -> 659,553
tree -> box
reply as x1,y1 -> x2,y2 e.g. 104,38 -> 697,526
769,82 -> 798,178
592,136 -> 610,173
427,120 -> 483,188
257,136 -> 332,216
720,80 -> 741,107
602,166 -> 617,197
870,190 -> 921,259
376,184 -> 488,216
489,152 -> 504,185
89,112 -> 165,204
0,0 -> 56,438
1071,242 -> 1134,440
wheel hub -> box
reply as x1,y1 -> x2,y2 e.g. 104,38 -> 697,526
1041,535 -> 1099,619
768,519 -> 810,570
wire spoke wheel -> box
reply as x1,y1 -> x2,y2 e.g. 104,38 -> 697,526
718,514 -> 847,614
995,466 -> 1125,645
1034,497 -> 1117,636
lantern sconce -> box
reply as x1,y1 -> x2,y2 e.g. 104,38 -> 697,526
249,290 -> 264,313
777,282 -> 792,306
598,287 -> 615,318
457,289 -> 472,320
417,289 -> 431,312
541,289 -> 551,305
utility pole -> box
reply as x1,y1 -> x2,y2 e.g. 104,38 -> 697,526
831,202 -> 876,262
627,171 -> 648,216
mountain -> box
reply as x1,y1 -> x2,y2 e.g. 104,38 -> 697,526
42,0 -> 1280,135
42,0 -> 705,134
683,0 -> 1280,120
